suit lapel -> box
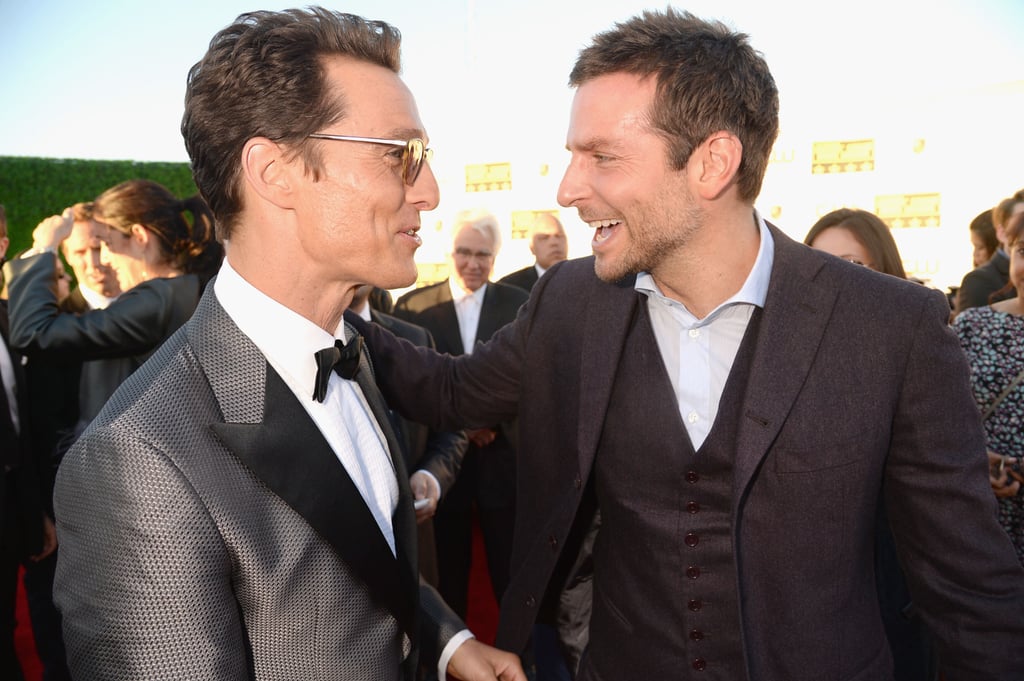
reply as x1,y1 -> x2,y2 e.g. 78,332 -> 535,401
189,288 -> 417,640
431,282 -> 464,355
578,273 -> 642,475
476,283 -> 506,343
732,228 -> 836,505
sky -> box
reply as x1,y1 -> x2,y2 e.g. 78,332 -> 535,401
3,0 -> 1023,288
3,0 -> 1022,164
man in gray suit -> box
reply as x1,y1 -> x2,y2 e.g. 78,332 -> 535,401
52,8 -> 523,681
349,8 -> 1024,681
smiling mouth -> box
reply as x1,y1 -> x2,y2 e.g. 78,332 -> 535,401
588,219 -> 622,242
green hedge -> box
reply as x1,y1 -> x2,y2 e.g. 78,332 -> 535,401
0,156 -> 196,257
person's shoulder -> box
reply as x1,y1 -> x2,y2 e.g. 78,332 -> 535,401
488,280 -> 530,304
497,266 -> 535,288
395,280 -> 446,310
372,310 -> 430,346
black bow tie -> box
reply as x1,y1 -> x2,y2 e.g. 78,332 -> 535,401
312,335 -> 363,402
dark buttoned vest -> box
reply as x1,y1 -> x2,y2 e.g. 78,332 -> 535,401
583,302 -> 762,680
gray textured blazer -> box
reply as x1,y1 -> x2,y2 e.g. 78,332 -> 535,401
53,285 -> 463,680
353,225 -> 1024,681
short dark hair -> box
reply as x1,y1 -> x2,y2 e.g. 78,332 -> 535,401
182,7 -> 402,239
94,179 -> 222,285
804,208 -> 906,279
969,208 -> 999,255
569,8 -> 779,202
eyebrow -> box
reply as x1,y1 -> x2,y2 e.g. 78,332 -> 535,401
387,127 -> 427,141
566,135 -> 615,153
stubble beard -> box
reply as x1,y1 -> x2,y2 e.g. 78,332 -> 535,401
593,199 -> 704,284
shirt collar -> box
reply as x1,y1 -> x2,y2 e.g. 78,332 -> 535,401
214,257 -> 347,400
80,285 -> 118,310
448,277 -> 486,305
635,210 -> 775,320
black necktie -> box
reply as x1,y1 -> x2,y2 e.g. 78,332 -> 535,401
312,335 -> 363,402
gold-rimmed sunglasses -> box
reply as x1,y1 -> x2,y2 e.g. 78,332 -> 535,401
306,133 -> 433,186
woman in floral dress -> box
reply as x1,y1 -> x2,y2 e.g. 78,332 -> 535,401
954,208 -> 1024,564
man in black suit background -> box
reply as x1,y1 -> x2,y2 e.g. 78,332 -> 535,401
497,213 -> 568,294
0,204 -> 57,680
19,202 -> 121,681
348,284 -> 467,587
394,210 -> 528,618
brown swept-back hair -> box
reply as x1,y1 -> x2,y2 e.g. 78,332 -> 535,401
182,7 -> 402,239
569,8 -> 779,202
804,208 -> 906,279
93,179 -> 223,286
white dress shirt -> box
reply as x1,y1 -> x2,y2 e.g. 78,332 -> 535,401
0,338 -> 20,434
80,286 -> 118,310
635,213 -> 774,450
448,278 -> 486,355
217,264 -> 472,678
214,259 -> 399,554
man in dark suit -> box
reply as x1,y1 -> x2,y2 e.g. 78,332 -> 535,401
954,196 -> 1023,315
19,203 -> 120,681
351,9 -> 1024,680
0,206 -> 57,680
394,211 -> 528,618
497,213 -> 568,293
349,284 -> 467,587
51,9 -> 522,681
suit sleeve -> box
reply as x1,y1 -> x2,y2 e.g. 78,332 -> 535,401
347,300 -> 525,432
884,288 -> 1024,679
4,253 -> 182,360
54,427 -> 250,680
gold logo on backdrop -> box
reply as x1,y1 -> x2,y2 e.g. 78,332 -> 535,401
875,193 -> 941,228
465,163 -> 512,192
510,210 -> 561,240
811,140 -> 875,174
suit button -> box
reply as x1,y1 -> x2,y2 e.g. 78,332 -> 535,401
684,532 -> 699,547
692,658 -> 707,671
686,566 -> 701,579
688,599 -> 702,611
548,535 -> 558,550
573,474 -> 582,489
525,595 -> 536,608
689,629 -> 704,641
686,470 -> 699,483
686,501 -> 700,513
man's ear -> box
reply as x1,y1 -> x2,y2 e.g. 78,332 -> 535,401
241,137 -> 297,210
694,131 -> 742,201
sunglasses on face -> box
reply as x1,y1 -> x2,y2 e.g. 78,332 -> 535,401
306,133 -> 433,186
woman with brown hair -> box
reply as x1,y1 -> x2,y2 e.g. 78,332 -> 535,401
953,208 -> 1024,564
3,179 -> 223,427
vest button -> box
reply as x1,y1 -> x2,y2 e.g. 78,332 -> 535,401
526,595 -> 536,607
692,657 -> 707,671
689,629 -> 704,641
548,535 -> 558,550
688,599 -> 702,611
686,501 -> 700,513
686,470 -> 699,483
684,532 -> 699,547
686,566 -> 701,579
573,474 -> 582,489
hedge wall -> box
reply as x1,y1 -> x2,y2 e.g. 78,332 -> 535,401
0,156 -> 196,256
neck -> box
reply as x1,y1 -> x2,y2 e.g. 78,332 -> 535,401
227,242 -> 355,334
651,206 -> 760,319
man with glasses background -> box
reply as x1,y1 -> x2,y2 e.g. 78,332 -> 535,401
51,7 -> 524,681
394,210 -> 527,623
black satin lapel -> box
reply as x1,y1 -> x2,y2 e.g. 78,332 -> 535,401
353,349 -> 419,607
210,366 -> 415,640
